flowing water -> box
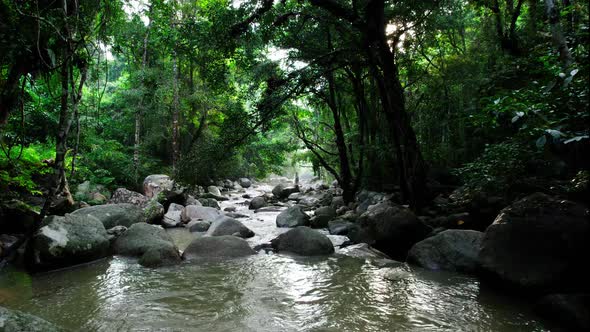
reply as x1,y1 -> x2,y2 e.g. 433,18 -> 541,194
0,184 -> 546,331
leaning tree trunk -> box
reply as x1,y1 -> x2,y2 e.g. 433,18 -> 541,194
364,0 -> 427,209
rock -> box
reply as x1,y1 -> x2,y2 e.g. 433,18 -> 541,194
355,190 -> 388,214
156,189 -> 187,210
238,178 -> 252,188
0,306 -> 62,332
143,199 -> 165,224
534,294 -> 590,331
248,196 -> 267,210
162,204 -> 182,228
310,206 -> 336,228
207,186 -> 221,196
206,216 -> 254,238
271,226 -> 334,256
27,214 -> 110,271
185,195 -> 200,206
186,220 -> 211,232
143,174 -> 174,199
181,205 -> 222,223
90,192 -> 108,204
479,193 -> 590,293
331,196 -> 345,210
287,192 -> 301,201
337,243 -> 390,260
328,219 -> 357,235
182,236 -> 256,259
276,205 -> 310,228
0,199 -> 38,233
226,212 -> 248,219
272,184 -> 299,199
407,229 -> 483,273
108,188 -> 148,206
198,198 -> 220,210
298,191 -> 333,207
224,206 -> 236,212
71,203 -> 145,229
112,223 -> 181,266
447,186 -> 506,230
350,201 -> 431,261
106,225 -> 127,243
242,194 -> 251,199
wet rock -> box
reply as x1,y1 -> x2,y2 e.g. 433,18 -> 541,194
337,243 -> 390,260
186,220 -> 211,232
108,188 -> 147,206
310,206 -> 336,228
298,191 -> 333,208
71,203 -> 145,229
479,193 -> 590,293
534,294 -> 590,331
249,196 -> 267,210
162,203 -> 183,228
350,201 -> 431,261
272,184 -> 299,199
287,192 -> 301,201
238,178 -> 252,188
206,216 -> 254,238
242,194 -> 251,199
198,198 -> 220,210
207,186 -> 222,196
113,223 -> 181,267
143,199 -> 165,224
407,229 -> 483,273
27,214 -> 110,271
276,205 -> 310,228
0,306 -> 62,332
182,236 -> 256,259
271,226 -> 334,256
226,212 -> 249,219
224,206 -> 236,212
331,196 -> 345,210
355,190 -> 389,214
328,219 -> 357,236
185,195 -> 199,206
181,205 -> 222,223
143,174 -> 174,199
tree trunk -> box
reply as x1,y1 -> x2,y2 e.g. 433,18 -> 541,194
134,11 -> 151,182
172,51 -> 180,172
545,0 -> 573,70
364,0 -> 427,209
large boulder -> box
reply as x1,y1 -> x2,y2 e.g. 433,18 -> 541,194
298,191 -> 333,208
71,203 -> 145,229
162,203 -> 183,228
181,205 -> 222,223
206,216 -> 254,238
276,205 -> 310,228
238,178 -> 252,188
249,196 -> 267,210
534,294 -> 590,331
143,199 -> 165,224
112,223 -> 181,267
186,220 -> 211,232
108,188 -> 148,206
143,174 -> 174,199
407,229 -> 483,273
198,198 -> 220,210
0,306 -> 62,332
272,184 -> 299,199
478,193 -> 590,293
337,243 -> 390,260
350,202 -> 431,261
328,219 -> 357,236
155,188 -> 187,210
182,236 -> 256,259
271,226 -> 334,256
26,214 -> 110,271
310,206 -> 336,228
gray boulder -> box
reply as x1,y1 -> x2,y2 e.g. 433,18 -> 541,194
162,203 -> 183,228
272,184 -> 299,199
298,191 -> 333,207
181,205 -> 222,223
108,188 -> 148,206
479,193 -> 590,292
182,236 -> 256,259
271,226 -> 334,256
143,174 -> 174,199
238,178 -> 252,188
310,206 -> 336,228
207,186 -> 221,196
206,216 -> 254,238
0,306 -> 62,332
186,220 -> 211,232
198,198 -> 220,210
331,196 -> 345,210
71,203 -> 145,229
276,205 -> 310,228
27,214 -> 110,271
407,229 -> 483,273
328,219 -> 357,235
249,196 -> 267,210
143,199 -> 165,224
350,201 -> 431,261
338,243 -> 390,260
112,223 -> 181,267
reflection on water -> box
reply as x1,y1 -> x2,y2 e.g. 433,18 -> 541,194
0,185 -> 546,331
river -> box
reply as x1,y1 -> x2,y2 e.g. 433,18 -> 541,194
0,183 -> 546,331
